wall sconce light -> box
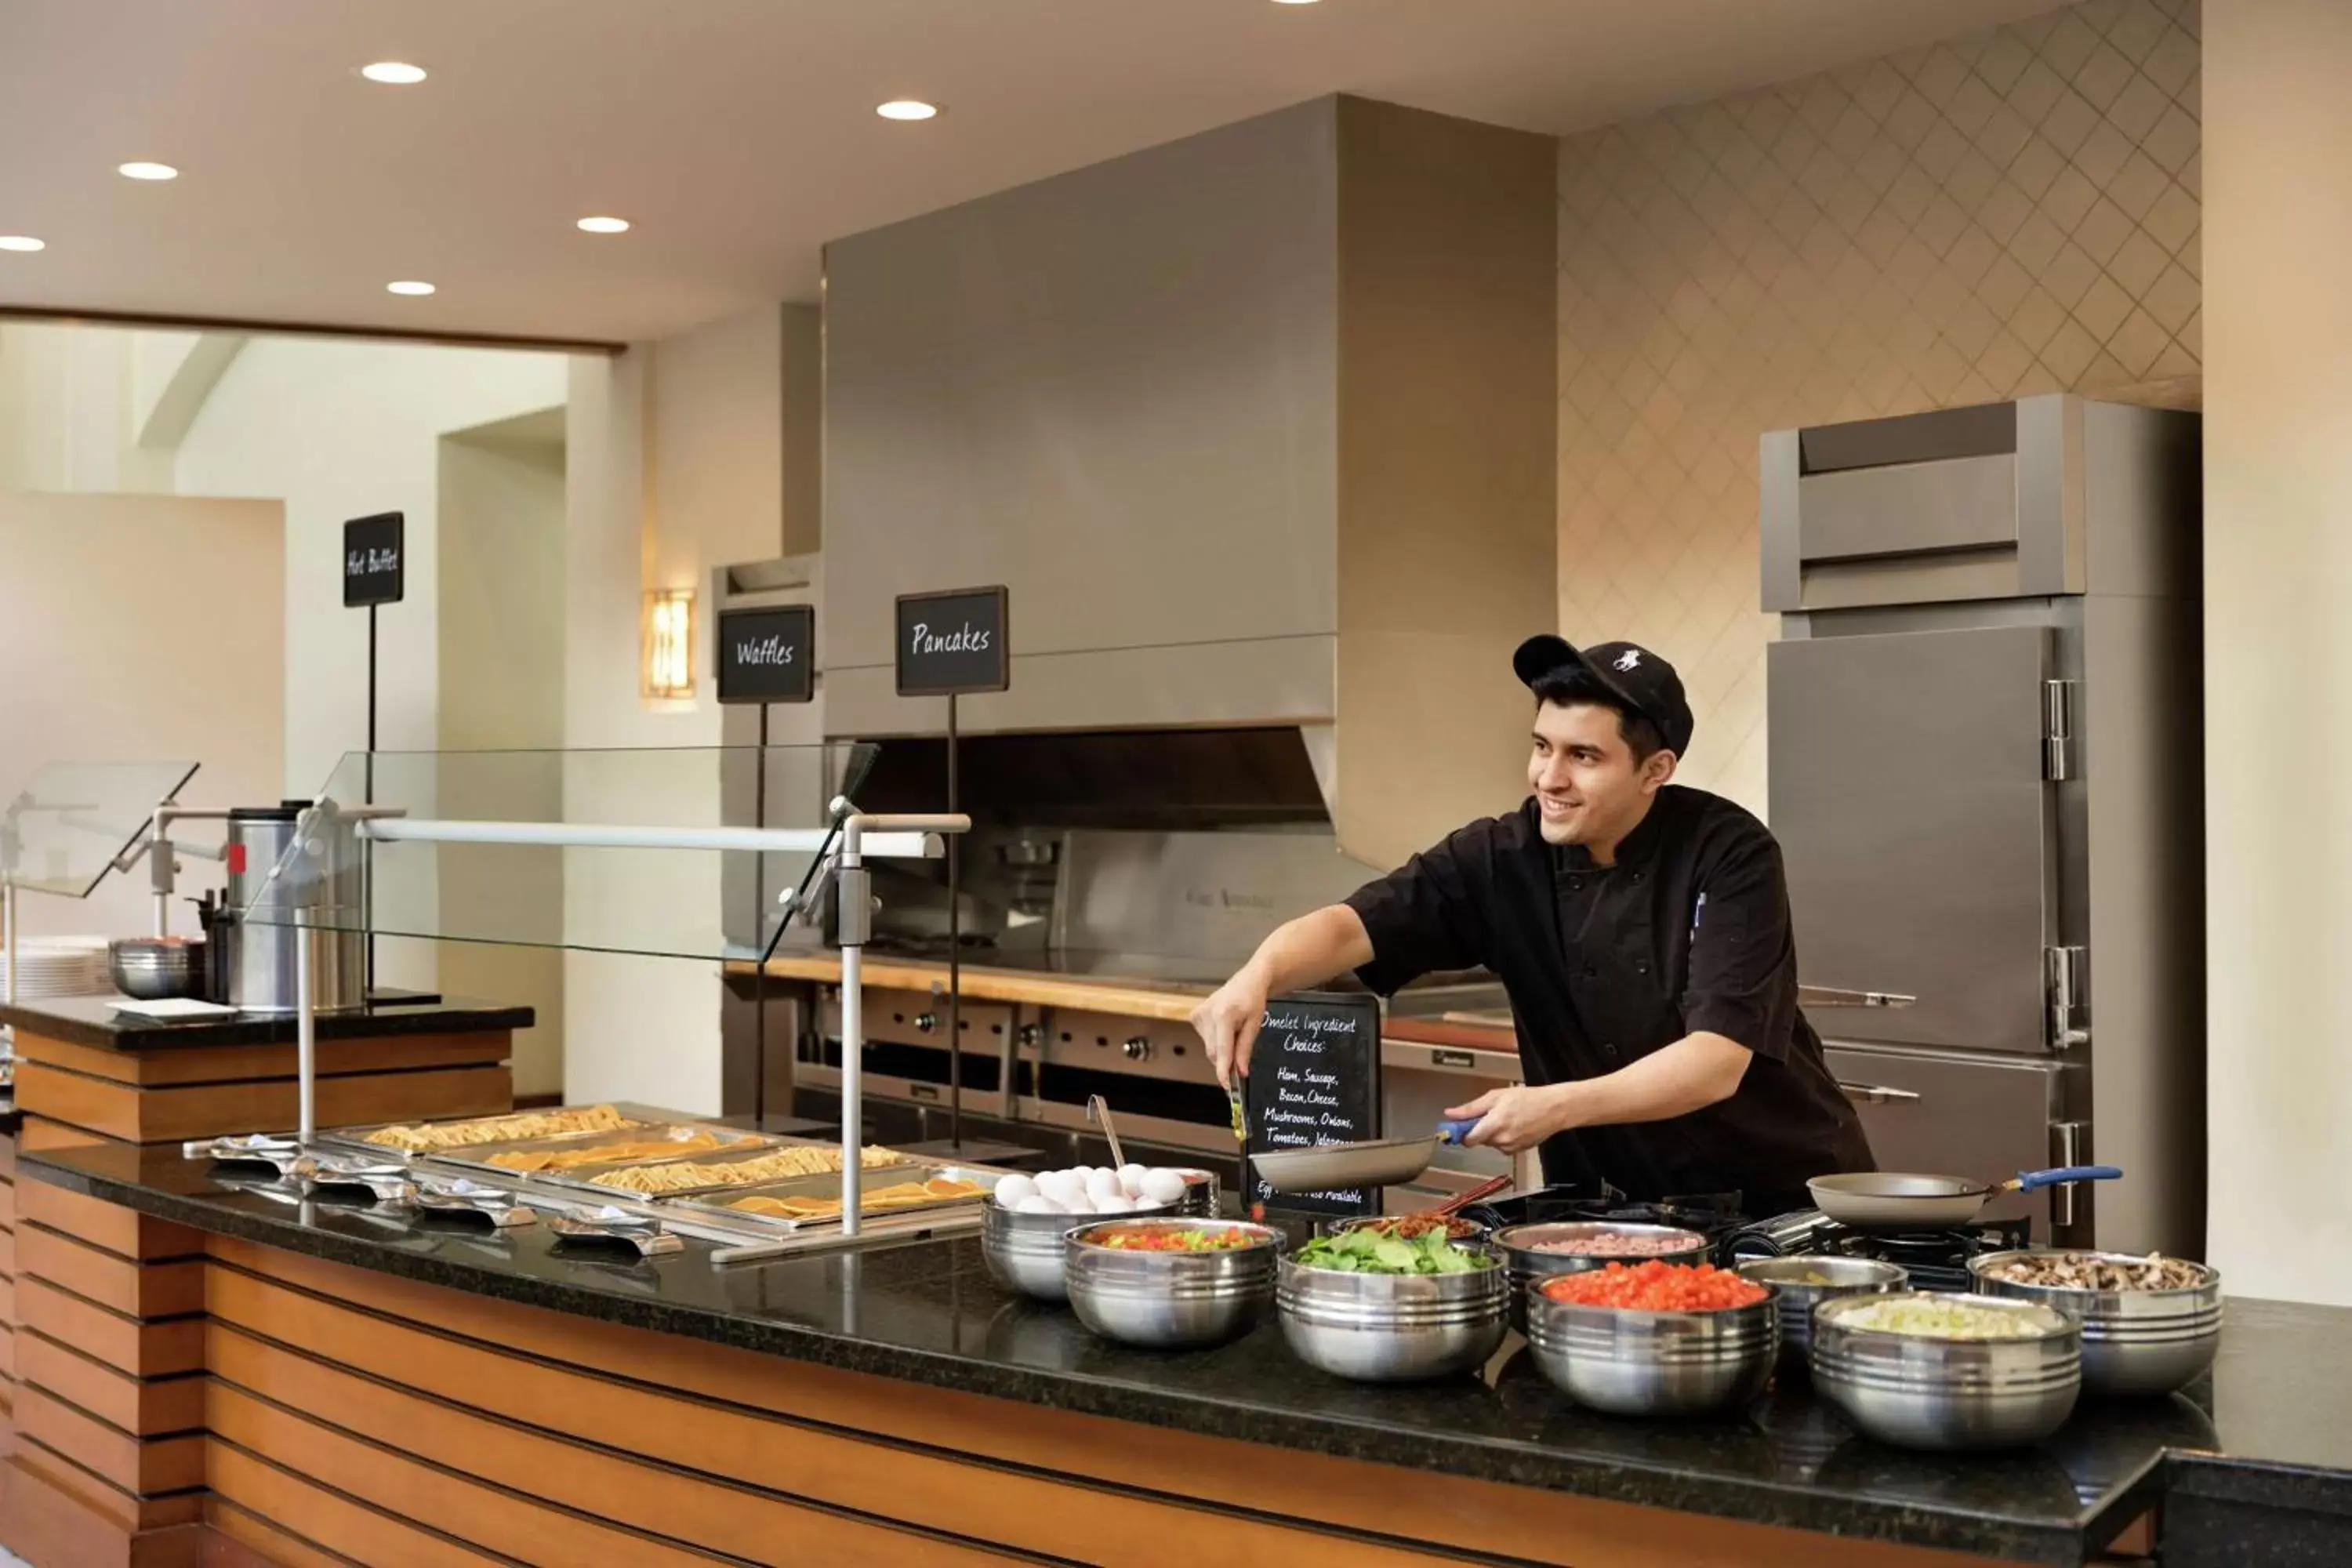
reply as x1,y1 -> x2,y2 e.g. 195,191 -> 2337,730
642,588 -> 695,699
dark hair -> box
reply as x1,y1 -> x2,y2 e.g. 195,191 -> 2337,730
1533,666 -> 1667,762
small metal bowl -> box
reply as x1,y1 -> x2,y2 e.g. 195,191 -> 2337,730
1734,1256 -> 1908,1367
108,936 -> 206,1000
1276,1250 -> 1508,1382
1492,1221 -> 1711,1334
981,1196 -> 1178,1301
1064,1218 -> 1282,1349
1809,1291 -> 2082,1451
1526,1284 -> 1780,1417
1967,1250 -> 2223,1399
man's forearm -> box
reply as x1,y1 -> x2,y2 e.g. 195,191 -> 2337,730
1549,1033 -> 1751,1129
1239,905 -> 1374,997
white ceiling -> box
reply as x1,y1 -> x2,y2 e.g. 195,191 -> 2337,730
0,0 -> 2061,347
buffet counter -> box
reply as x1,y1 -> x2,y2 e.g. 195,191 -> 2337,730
0,993 -> 532,1567
13,1142 -> 2351,1568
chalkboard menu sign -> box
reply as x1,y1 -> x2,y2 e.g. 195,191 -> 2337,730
1244,990 -> 1383,1218
716,604 -> 815,705
895,585 -> 1009,697
342,512 -> 405,607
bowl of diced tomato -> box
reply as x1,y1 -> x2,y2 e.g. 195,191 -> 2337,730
1063,1219 -> 1284,1349
1526,1261 -> 1782,1417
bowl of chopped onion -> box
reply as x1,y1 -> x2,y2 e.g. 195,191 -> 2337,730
1809,1291 -> 2081,1450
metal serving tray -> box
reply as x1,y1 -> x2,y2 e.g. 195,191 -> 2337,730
659,1163 -> 999,1232
421,1122 -> 776,1185
554,1136 -> 916,1200
319,1104 -> 670,1160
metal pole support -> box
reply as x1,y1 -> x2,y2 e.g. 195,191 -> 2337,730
837,815 -> 869,1237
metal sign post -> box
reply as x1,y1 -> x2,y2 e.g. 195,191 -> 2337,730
895,586 -> 1009,1157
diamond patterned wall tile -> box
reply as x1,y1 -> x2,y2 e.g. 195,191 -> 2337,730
1556,0 -> 2199,818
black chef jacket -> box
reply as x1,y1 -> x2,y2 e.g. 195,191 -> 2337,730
1345,785 -> 1872,1217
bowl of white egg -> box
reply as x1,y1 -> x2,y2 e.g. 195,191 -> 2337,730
982,1164 -> 1196,1301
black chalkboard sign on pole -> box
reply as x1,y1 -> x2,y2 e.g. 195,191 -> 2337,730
343,511 -> 403,1004
894,585 -> 1011,1157
894,585 -> 1009,696
1243,990 -> 1385,1218
343,512 -> 405,608
715,604 -> 815,706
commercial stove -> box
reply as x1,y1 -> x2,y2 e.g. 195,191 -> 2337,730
1465,1180 -> 2033,1293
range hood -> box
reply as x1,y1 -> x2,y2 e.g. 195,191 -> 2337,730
820,96 -> 1557,870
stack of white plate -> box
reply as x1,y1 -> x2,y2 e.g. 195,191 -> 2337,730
0,936 -> 113,998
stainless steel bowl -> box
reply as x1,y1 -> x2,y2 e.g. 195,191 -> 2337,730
1276,1251 -> 1508,1382
1809,1291 -> 2082,1451
1492,1221 -> 1711,1333
981,1196 -> 1177,1301
107,936 -> 206,1000
1734,1256 -> 1908,1366
1525,1286 -> 1779,1417
1063,1218 -> 1282,1348
1968,1250 -> 2223,1398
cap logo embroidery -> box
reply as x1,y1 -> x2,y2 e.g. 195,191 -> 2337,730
1613,649 -> 1642,672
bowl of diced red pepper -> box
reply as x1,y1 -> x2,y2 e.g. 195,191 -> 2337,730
1526,1262 -> 1782,1417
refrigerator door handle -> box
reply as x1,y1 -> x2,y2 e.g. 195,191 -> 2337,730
1800,984 -> 1919,1009
1835,1081 -> 1923,1105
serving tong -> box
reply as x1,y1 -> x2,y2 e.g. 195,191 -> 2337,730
544,1205 -> 685,1258
411,1174 -> 540,1229
186,1135 -> 418,1204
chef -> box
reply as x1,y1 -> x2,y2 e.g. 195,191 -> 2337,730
1190,634 -> 1873,1218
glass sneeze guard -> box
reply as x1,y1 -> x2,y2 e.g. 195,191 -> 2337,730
234,742 -> 891,961
2,759 -> 198,898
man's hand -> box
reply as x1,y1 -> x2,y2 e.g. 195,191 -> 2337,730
1190,967 -> 1272,1091
1446,1083 -> 1572,1154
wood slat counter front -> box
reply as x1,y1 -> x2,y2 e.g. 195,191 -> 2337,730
0,1140 -> 2203,1568
0,997 -> 530,1568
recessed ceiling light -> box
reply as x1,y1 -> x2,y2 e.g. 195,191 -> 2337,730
118,162 -> 179,181
386,280 -> 436,296
0,235 -> 45,252
360,61 -> 429,85
576,215 -> 631,234
876,100 -> 939,122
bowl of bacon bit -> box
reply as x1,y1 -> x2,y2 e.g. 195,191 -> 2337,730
1526,1261 -> 1780,1416
1063,1219 -> 1284,1348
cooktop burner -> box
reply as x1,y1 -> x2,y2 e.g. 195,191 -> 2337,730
1728,1208 -> 2031,1291
1465,1184 -> 1755,1249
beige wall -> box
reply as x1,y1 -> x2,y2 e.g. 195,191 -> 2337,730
1558,0 -> 2201,814
2202,0 -> 2352,1305
562,306 -> 797,1112
437,414 -> 569,1097
0,492 -> 284,941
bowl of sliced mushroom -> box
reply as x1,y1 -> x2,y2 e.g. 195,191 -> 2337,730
1967,1249 -> 2222,1399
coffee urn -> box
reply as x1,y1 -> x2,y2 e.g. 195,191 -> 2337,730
214,801 -> 367,1013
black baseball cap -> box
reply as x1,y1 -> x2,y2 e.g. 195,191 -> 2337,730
1512,634 -> 1694,757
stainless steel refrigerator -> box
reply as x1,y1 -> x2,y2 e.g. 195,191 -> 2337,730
1761,395 -> 2201,1255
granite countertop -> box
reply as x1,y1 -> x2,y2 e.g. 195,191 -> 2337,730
34,1145 -> 2341,1565
0,993 -> 535,1050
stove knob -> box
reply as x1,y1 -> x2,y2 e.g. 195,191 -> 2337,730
1017,1024 -> 1043,1050
1121,1036 -> 1152,1062
913,1012 -> 938,1034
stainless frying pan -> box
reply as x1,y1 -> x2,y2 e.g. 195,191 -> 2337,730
1249,1119 -> 1481,1193
1807,1165 -> 2121,1229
